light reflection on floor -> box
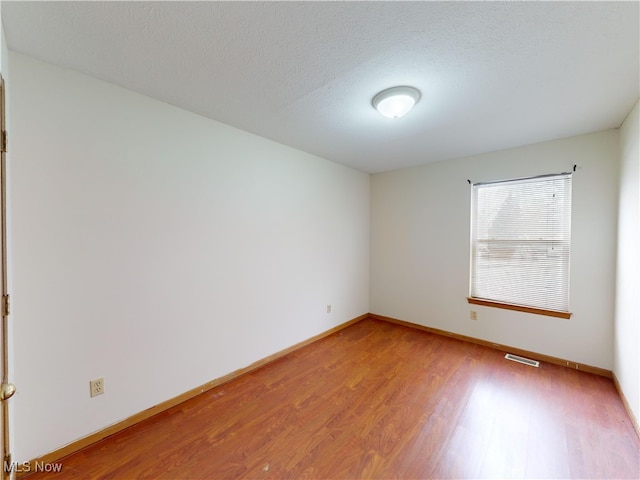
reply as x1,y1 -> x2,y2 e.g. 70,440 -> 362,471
441,374 -> 572,479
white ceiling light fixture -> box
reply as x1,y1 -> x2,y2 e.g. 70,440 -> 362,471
372,86 -> 421,119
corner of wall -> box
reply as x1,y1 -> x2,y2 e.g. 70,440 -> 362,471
614,99 -> 640,427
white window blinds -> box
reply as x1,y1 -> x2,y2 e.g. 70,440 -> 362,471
470,173 -> 572,313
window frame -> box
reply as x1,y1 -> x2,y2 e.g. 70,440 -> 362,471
468,172 -> 573,319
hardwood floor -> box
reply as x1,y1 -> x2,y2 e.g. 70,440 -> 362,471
25,319 -> 640,479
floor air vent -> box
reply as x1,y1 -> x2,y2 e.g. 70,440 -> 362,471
505,353 -> 539,367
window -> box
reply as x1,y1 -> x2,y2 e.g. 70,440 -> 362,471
468,173 -> 572,318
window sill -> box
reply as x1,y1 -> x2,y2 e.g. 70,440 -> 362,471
467,297 -> 572,319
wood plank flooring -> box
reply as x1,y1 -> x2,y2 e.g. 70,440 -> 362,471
25,319 -> 640,479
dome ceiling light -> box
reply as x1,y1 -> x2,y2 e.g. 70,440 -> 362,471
372,86 -> 421,119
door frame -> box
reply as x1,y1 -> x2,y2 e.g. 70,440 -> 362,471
0,73 -> 14,480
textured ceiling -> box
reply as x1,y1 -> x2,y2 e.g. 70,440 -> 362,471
2,1 -> 639,173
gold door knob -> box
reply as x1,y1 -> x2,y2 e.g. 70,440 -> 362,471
0,383 -> 15,401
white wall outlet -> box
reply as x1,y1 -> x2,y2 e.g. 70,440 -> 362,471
470,310 -> 478,321
90,377 -> 104,397
326,304 -> 332,314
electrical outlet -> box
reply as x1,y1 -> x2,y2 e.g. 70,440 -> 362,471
470,310 -> 478,321
90,377 -> 104,397
326,304 -> 332,314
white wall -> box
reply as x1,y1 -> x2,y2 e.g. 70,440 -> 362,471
8,53 -> 369,462
1,14 -> 7,75
615,100 -> 639,424
371,130 -> 619,369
